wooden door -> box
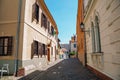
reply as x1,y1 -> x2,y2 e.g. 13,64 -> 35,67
47,48 -> 50,61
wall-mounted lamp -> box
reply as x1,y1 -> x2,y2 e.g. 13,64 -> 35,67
80,22 -> 84,31
80,22 -> 90,37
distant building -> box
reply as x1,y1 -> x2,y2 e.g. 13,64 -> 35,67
0,0 -> 59,75
60,44 -> 70,52
59,44 -> 69,59
69,35 -> 77,53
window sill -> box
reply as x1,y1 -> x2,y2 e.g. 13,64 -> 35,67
0,55 -> 11,56
91,52 -> 103,56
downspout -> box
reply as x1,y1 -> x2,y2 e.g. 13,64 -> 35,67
14,0 -> 22,76
82,0 -> 87,66
84,30 -> 87,66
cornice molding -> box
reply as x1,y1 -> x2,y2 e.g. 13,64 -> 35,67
83,0 -> 96,23
0,20 -> 18,24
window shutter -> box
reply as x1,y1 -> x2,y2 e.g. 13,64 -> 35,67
33,41 -> 38,55
41,13 -> 43,27
45,17 -> 47,29
48,21 -> 50,33
35,3 -> 39,23
51,26 -> 54,35
49,26 -> 51,34
43,44 -> 45,55
32,3 -> 39,23
32,3 -> 36,22
0,38 -> 4,55
7,37 -> 13,55
38,42 -> 43,57
41,13 -> 47,29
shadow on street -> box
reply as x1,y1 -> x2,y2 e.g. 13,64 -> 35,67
18,58 -> 101,80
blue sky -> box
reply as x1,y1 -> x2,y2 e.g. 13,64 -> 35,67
44,0 -> 78,44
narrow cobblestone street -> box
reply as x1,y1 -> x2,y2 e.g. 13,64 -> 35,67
18,58 -> 101,80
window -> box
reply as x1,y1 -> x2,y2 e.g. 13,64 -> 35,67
41,13 -> 47,29
51,26 -> 54,36
0,36 -> 13,56
74,35 -> 76,41
32,40 -> 47,58
94,16 -> 101,52
91,22 -> 96,52
38,42 -> 42,57
74,44 -> 76,48
33,40 -> 38,56
48,21 -> 50,33
32,2 -> 39,23
90,16 -> 101,53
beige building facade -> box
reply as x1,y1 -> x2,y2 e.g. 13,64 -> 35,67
0,0 -> 59,75
83,0 -> 120,80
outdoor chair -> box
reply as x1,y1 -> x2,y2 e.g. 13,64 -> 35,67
0,64 -> 9,78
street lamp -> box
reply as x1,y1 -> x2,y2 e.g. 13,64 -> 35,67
80,22 -> 90,36
80,22 -> 84,31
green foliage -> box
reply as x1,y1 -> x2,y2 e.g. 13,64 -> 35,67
69,51 -> 77,55
53,31 -> 56,35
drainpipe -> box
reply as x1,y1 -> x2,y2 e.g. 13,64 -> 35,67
84,31 -> 87,66
14,0 -> 22,76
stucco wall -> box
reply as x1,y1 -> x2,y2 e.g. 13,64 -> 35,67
20,0 -> 58,71
23,0 -> 57,60
0,0 -> 58,74
0,0 -> 25,74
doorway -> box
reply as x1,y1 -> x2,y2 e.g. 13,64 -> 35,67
47,48 -> 50,62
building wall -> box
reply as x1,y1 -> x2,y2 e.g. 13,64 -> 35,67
0,0 -> 24,74
60,44 -> 70,52
69,35 -> 77,53
20,0 -> 58,71
0,0 -> 58,74
84,0 -> 120,79
70,42 -> 77,52
76,0 -> 85,65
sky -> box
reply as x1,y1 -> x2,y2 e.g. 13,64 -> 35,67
44,0 -> 78,44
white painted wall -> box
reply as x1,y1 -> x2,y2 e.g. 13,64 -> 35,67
70,42 -> 77,52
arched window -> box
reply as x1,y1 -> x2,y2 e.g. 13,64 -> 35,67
91,22 -> 96,52
94,16 -> 101,52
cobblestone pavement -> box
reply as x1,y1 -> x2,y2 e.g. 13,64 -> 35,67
18,58 -> 101,80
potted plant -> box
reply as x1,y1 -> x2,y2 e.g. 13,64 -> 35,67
16,67 -> 25,77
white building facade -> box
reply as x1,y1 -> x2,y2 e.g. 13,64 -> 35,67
70,35 -> 77,53
0,0 -> 58,75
